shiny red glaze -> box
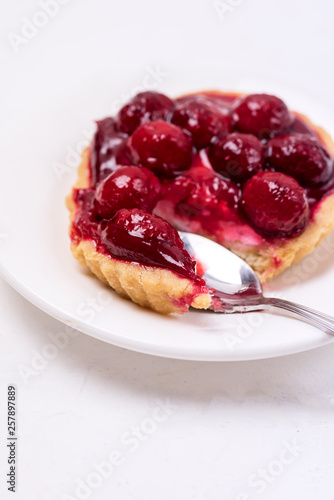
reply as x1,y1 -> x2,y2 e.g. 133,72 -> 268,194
171,97 -> 230,149
94,166 -> 161,219
305,175 -> 334,206
116,91 -> 175,135
100,209 -> 204,283
71,188 -> 100,243
90,117 -> 132,185
231,94 -> 293,139
209,132 -> 264,182
241,172 -> 309,236
128,120 -> 193,176
266,133 -> 334,187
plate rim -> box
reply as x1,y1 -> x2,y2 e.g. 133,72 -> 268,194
1,260 -> 334,362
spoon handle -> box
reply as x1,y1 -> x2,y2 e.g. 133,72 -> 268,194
263,297 -> 334,336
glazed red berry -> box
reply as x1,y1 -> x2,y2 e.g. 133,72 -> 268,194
266,133 -> 334,187
108,208 -> 183,248
231,94 -> 293,139
91,117 -> 131,184
178,172 -> 239,217
165,168 -> 240,221
116,92 -> 175,135
241,171 -> 309,236
100,208 -> 201,281
209,132 -> 264,182
171,98 -> 230,149
128,120 -> 193,176
94,166 -> 161,218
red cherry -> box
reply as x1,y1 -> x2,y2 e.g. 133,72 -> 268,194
128,121 -> 193,176
165,168 -> 240,221
108,208 -> 183,248
231,94 -> 293,139
171,97 -> 230,149
266,133 -> 334,187
241,171 -> 309,236
209,132 -> 264,182
100,208 -> 202,281
116,91 -> 175,135
94,166 -> 161,219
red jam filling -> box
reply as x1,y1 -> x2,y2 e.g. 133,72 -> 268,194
71,91 -> 334,282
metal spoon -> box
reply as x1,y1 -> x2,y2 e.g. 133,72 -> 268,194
179,231 -> 334,336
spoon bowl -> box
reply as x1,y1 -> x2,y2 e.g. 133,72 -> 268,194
180,231 -> 262,300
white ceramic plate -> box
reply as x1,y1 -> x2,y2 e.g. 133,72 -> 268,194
1,61 -> 334,361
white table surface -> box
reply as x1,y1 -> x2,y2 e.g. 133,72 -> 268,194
1,0 -> 334,498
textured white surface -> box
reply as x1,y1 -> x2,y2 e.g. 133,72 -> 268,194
1,0 -> 334,497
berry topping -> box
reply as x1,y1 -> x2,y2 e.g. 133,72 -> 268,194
209,132 -> 264,182
100,209 -> 202,281
177,170 -> 239,216
116,91 -> 175,135
94,166 -> 161,219
171,97 -> 230,149
231,94 -> 293,139
241,171 -> 309,237
108,208 -> 183,248
128,120 -> 193,176
164,167 -> 240,231
73,90 -> 334,288
266,133 -> 334,187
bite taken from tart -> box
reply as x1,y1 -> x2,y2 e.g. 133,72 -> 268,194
66,90 -> 334,314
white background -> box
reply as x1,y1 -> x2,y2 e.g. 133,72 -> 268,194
1,0 -> 334,498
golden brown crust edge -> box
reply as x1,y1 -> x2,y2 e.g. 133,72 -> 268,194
66,149 -> 211,315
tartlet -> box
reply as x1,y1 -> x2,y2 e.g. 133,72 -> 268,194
66,91 -> 334,314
